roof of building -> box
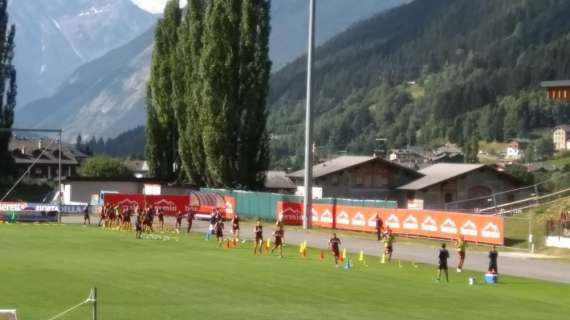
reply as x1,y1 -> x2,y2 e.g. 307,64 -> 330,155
63,176 -> 169,183
9,137 -> 86,165
541,80 -> 570,88
398,163 -> 487,191
264,171 -> 296,189
554,124 -> 570,132
288,155 -> 420,179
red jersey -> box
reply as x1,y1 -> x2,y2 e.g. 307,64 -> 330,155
329,237 -> 341,252
232,216 -> 240,230
255,225 -> 263,239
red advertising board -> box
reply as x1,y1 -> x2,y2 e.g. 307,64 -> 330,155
275,201 -> 504,245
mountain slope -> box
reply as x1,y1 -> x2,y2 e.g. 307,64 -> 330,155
267,0 -> 570,167
8,0 -> 156,105
16,28 -> 154,140
15,0 -> 407,140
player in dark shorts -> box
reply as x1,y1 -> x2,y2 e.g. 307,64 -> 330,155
157,209 -> 165,232
329,233 -> 342,266
271,227 -> 284,258
98,205 -> 106,226
214,220 -> 224,247
231,214 -> 240,244
375,214 -> 384,240
455,235 -> 466,272
382,230 -> 395,263
135,214 -> 143,239
186,211 -> 194,233
488,246 -> 498,274
83,205 -> 91,225
436,243 -> 450,283
175,211 -> 183,233
254,220 -> 263,254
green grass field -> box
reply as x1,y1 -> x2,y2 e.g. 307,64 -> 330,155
1,224 -> 569,320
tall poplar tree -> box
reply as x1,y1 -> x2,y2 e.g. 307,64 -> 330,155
177,0 -> 206,186
236,0 -> 271,189
146,0 -> 181,179
0,0 -> 16,178
200,0 -> 242,187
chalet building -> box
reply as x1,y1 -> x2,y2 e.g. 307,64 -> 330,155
124,160 -> 149,178
288,156 -> 422,202
9,137 -> 87,179
399,163 -> 525,210
541,80 -> 570,101
505,139 -> 529,161
264,171 -> 296,194
552,125 -> 570,151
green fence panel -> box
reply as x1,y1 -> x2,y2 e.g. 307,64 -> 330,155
201,188 -> 397,221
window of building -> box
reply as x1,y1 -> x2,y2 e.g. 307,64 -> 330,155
331,175 -> 339,185
35,168 -> 42,175
355,175 -> 363,186
445,193 -> 453,203
362,175 -> 371,187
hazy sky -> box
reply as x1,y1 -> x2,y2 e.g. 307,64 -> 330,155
131,0 -> 187,14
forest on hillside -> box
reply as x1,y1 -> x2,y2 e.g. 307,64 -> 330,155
268,0 -> 570,169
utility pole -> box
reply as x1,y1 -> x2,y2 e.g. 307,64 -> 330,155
58,130 -> 62,224
303,0 -> 316,229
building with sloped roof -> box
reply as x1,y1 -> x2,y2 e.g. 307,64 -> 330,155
399,163 -> 525,210
287,155 -> 422,201
553,124 -> 570,151
9,137 -> 87,179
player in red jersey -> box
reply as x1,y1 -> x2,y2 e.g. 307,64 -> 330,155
271,221 -> 285,258
157,209 -> 165,232
214,219 -> 224,247
253,220 -> 263,254
186,211 -> 194,233
329,233 -> 342,266
175,210 -> 183,233
231,214 -> 240,244
98,205 -> 107,227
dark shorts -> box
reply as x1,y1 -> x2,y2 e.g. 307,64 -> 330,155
216,230 -> 223,237
458,251 -> 465,260
275,236 -> 283,246
438,262 -> 448,270
332,248 -> 340,257
386,245 -> 393,253
255,235 -> 263,242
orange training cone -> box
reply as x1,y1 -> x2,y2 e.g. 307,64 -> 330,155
319,250 -> 325,260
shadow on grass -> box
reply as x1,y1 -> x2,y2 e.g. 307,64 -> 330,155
504,237 -> 526,247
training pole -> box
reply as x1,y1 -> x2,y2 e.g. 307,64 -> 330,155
303,0 -> 316,230
91,287 -> 97,320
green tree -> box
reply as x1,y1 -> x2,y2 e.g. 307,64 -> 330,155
177,0 -> 206,186
0,1 -> 16,178
504,164 -> 534,185
145,0 -> 181,179
235,0 -> 271,188
79,156 -> 133,178
463,137 -> 479,163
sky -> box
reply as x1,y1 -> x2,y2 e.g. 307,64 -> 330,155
131,0 -> 187,14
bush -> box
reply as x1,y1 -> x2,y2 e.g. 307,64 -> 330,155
79,156 -> 133,178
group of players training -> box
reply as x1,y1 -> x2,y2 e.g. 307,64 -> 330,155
96,205 -> 499,279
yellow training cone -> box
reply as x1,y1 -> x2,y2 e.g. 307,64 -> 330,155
342,248 -> 347,260
358,250 -> 364,262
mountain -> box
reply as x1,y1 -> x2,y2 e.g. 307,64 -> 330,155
270,0 -> 409,69
16,0 -> 407,140
267,0 -> 570,167
8,0 -> 156,105
16,27 -> 154,141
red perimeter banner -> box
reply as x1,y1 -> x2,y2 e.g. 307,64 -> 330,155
276,201 -> 504,245
104,194 -> 236,218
